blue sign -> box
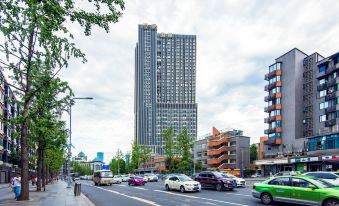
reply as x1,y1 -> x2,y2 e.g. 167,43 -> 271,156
102,165 -> 110,170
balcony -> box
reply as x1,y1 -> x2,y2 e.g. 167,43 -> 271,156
264,115 -> 282,123
208,137 -> 230,147
265,127 -> 282,134
218,163 -> 235,169
325,91 -> 339,101
264,104 -> 282,113
207,145 -> 230,156
325,105 -> 337,113
207,154 -> 228,165
317,83 -> 328,91
264,81 -> 282,91
264,92 -> 282,102
317,64 -> 338,79
265,138 -> 282,145
265,69 -> 282,80
325,119 -> 336,127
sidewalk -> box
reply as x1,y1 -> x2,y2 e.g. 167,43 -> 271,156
0,181 -> 95,206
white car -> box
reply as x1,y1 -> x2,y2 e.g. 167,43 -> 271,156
144,174 -> 158,182
223,173 -> 246,187
112,175 -> 122,184
303,172 -> 339,186
121,175 -> 129,182
164,174 -> 201,193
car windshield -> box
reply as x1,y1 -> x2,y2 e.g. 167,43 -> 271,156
101,171 -> 113,178
311,177 -> 336,188
134,176 -> 143,179
178,175 -> 193,182
223,173 -> 236,178
213,172 -> 224,178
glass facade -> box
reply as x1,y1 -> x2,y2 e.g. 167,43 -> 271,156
308,134 -> 339,151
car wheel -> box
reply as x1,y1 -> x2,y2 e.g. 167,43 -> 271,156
261,193 -> 273,205
324,198 -> 339,206
216,184 -> 222,191
110,184 -> 112,186
180,186 -> 185,193
165,184 -> 170,191
128,183 -> 131,186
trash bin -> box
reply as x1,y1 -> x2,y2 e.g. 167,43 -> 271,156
74,183 -> 81,196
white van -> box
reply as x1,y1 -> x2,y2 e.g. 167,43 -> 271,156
93,170 -> 114,186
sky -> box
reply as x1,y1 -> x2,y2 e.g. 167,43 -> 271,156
59,0 -> 339,163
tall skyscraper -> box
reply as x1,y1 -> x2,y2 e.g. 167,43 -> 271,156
135,23 -> 197,154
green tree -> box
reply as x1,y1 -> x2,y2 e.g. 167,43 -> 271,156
175,128 -> 193,172
0,0 -> 124,200
139,146 -> 152,173
250,144 -> 258,164
163,128 -> 175,171
114,149 -> 124,175
195,161 -> 203,173
131,140 -> 141,171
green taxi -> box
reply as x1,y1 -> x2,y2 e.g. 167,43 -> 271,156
252,176 -> 339,206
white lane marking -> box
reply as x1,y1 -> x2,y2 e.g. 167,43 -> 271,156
204,202 -> 218,205
118,185 -> 127,187
95,186 -> 161,206
153,190 -> 248,206
134,187 -> 148,191
225,193 -> 251,197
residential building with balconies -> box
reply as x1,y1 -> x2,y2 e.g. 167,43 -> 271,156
263,48 -> 309,159
259,49 -> 339,175
195,127 -> 250,171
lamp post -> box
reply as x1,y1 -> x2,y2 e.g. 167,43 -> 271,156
67,97 -> 93,188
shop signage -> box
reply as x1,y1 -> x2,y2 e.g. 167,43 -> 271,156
322,155 -> 339,161
255,158 -> 288,165
289,156 -> 319,163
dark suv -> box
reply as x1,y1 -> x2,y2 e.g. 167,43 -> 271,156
194,171 -> 237,191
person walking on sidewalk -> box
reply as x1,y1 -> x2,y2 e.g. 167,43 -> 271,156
13,173 -> 21,200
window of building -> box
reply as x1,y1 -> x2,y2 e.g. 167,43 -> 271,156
319,78 -> 326,85
320,102 -> 329,109
319,115 -> 326,122
319,65 -> 327,73
319,90 -> 327,97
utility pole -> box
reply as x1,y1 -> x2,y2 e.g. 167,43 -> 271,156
67,97 -> 93,188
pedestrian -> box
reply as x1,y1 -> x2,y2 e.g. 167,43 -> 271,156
13,173 -> 21,200
9,177 -> 14,192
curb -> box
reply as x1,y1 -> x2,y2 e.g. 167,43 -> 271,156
81,193 -> 95,206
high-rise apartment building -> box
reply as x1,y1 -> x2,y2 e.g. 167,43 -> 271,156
258,48 -> 339,175
135,24 -> 197,154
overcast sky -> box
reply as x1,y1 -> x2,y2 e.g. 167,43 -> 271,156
59,0 -> 339,163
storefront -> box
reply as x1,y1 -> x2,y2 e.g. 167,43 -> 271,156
255,158 -> 290,176
322,155 -> 339,171
289,156 -> 320,172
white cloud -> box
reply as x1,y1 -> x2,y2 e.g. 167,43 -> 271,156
59,0 -> 339,163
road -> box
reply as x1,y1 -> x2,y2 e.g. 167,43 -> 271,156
79,180 -> 304,206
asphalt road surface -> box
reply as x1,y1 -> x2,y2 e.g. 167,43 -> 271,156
79,180 -> 304,206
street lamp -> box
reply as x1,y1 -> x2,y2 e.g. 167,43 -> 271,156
67,97 -> 93,188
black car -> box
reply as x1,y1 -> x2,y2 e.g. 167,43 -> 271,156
194,171 -> 237,191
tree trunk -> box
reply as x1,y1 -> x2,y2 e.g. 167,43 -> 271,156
19,20 -> 36,201
42,149 -> 46,191
36,143 -> 42,191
